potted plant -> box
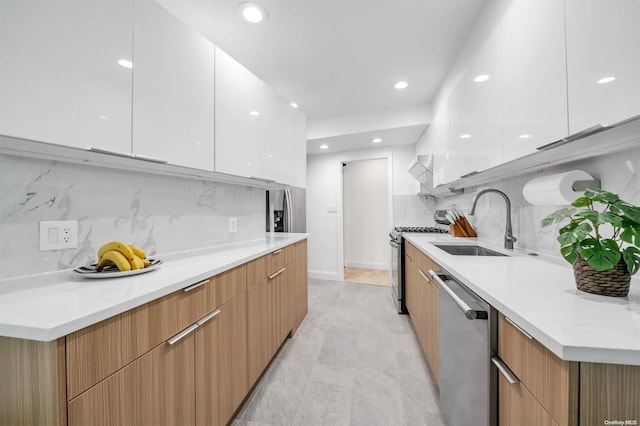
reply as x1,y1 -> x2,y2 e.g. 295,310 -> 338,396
541,188 -> 640,297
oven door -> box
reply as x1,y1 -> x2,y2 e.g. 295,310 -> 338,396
389,238 -> 405,313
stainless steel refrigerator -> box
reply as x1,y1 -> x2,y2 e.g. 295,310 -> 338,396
266,187 -> 306,233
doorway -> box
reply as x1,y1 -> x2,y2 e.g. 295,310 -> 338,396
342,158 -> 390,286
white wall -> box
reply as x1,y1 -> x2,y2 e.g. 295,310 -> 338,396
307,144 -> 436,280
344,158 -> 388,269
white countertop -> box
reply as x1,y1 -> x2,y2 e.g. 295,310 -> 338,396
0,233 -> 308,342
404,234 -> 640,366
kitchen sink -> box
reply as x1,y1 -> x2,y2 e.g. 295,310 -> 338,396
434,244 -> 509,257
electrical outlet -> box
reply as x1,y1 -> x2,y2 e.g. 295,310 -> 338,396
229,217 -> 238,233
39,220 -> 78,251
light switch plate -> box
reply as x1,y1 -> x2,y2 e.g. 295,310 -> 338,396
39,220 -> 78,251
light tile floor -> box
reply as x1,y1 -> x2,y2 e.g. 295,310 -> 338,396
233,278 -> 443,426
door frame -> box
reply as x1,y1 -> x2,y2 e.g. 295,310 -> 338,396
336,153 -> 393,281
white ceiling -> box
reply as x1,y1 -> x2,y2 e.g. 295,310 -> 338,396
158,0 -> 488,152
307,125 -> 426,155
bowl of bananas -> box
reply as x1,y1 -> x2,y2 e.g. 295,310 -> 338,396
73,241 -> 162,278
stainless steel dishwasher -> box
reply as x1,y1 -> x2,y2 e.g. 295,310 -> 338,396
429,270 -> 497,426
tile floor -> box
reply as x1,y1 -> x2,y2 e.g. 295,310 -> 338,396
233,278 -> 443,426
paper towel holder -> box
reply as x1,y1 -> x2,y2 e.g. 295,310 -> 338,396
572,179 -> 601,191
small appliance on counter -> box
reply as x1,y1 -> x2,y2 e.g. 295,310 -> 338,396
389,226 -> 448,314
266,187 -> 306,233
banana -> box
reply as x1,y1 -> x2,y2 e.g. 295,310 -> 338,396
129,254 -> 144,270
97,241 -> 135,261
97,250 -> 131,272
141,257 -> 151,268
129,244 -> 147,259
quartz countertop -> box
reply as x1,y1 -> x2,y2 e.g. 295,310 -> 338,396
404,234 -> 640,366
0,233 -> 308,342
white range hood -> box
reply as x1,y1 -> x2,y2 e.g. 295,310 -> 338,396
408,154 -> 435,196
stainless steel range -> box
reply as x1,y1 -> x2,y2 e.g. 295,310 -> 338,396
389,226 -> 448,314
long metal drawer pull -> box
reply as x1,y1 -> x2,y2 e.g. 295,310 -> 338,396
196,309 -> 221,326
272,249 -> 282,255
505,316 -> 534,340
418,269 -> 431,283
268,267 -> 286,280
428,270 -> 476,319
183,279 -> 210,292
88,147 -> 134,158
491,357 -> 520,384
166,323 -> 199,345
133,154 -> 168,164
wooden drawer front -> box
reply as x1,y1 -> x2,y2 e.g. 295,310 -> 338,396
499,374 -> 558,426
498,314 -> 578,425
404,241 -> 416,259
267,248 -> 286,275
284,243 -> 296,265
68,333 -> 195,426
214,265 -> 247,307
580,363 -> 640,424
247,255 -> 267,289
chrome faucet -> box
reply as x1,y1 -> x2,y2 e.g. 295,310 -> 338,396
468,189 -> 517,249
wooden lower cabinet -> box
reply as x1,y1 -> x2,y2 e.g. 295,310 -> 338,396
294,240 -> 308,332
68,333 -> 196,426
195,292 -> 248,426
499,374 -> 558,426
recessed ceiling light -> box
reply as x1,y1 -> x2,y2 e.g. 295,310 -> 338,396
394,81 -> 408,90
290,102 -> 298,109
519,134 -> 531,139
97,115 -> 109,120
117,59 -> 133,69
239,2 -> 268,23
371,137 -> 382,143
460,134 -> 471,139
473,74 -> 490,82
194,140 -> 201,145
249,110 -> 260,116
319,144 -> 329,150
597,76 -> 616,84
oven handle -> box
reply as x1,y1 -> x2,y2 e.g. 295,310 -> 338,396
389,240 -> 399,249
429,270 -> 476,320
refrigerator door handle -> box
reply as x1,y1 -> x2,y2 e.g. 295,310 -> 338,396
285,188 -> 293,232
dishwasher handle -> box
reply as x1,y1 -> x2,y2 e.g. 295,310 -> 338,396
428,270 -> 486,320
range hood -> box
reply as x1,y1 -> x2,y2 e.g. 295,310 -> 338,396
408,154 -> 435,196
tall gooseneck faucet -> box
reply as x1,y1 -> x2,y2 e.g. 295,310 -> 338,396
468,189 -> 517,249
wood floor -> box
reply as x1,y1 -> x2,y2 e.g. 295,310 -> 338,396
343,267 -> 390,287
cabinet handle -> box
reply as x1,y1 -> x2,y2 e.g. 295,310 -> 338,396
249,176 -> 276,183
491,357 -> 519,384
133,154 -> 168,164
166,323 -> 199,345
88,147 -> 134,158
196,309 -> 221,326
418,269 -> 431,283
460,170 -> 480,179
536,124 -> 607,151
272,249 -> 282,255
504,316 -> 534,340
268,267 -> 286,280
183,279 -> 210,292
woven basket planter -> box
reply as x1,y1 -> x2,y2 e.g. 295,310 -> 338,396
573,257 -> 631,297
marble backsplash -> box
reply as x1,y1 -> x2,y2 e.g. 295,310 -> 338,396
392,194 -> 438,228
437,146 -> 640,259
0,154 -> 266,279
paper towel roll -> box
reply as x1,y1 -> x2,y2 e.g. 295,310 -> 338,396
522,170 -> 594,205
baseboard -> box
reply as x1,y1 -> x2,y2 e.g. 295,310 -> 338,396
308,270 -> 339,281
344,261 -> 389,270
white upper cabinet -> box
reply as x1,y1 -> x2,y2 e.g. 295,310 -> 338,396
132,0 -> 215,170
449,26 -> 503,181
292,111 -> 307,188
0,0 -> 134,153
501,0 -> 568,162
214,48 -> 264,179
262,85 -> 295,184
565,0 -> 640,133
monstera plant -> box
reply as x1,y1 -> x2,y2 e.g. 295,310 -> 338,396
542,188 -> 640,296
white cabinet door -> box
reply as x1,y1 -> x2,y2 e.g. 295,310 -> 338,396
449,26 -> 503,181
214,48 -> 264,178
0,0 -> 134,153
262,85 -> 294,184
502,0 -> 568,162
132,0 -> 215,170
431,100 -> 451,187
292,111 -> 307,188
566,0 -> 640,133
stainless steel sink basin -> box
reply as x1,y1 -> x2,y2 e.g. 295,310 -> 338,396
434,244 -> 508,257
